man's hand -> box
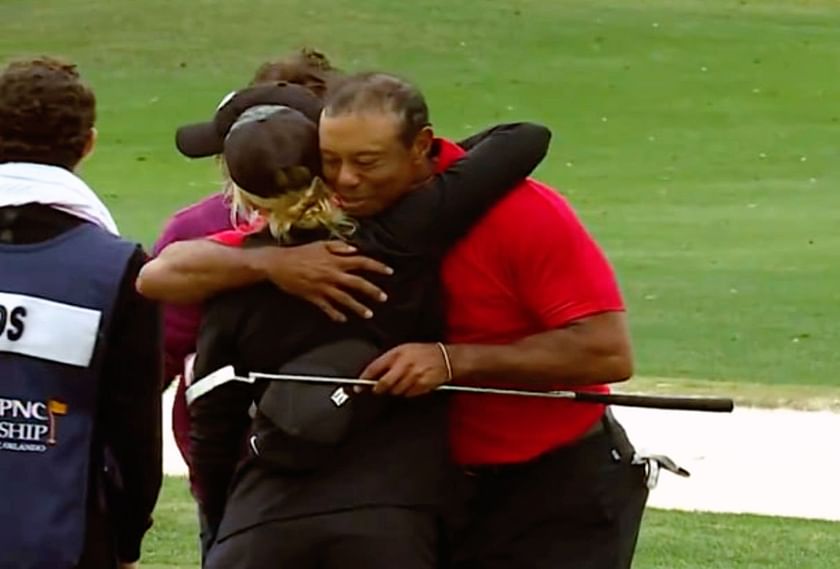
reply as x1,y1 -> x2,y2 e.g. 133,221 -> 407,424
362,343 -> 450,397
137,239 -> 393,321
251,241 -> 393,322
119,562 -> 139,569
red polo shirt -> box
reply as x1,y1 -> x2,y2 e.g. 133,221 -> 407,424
208,219 -> 264,247
437,139 -> 624,465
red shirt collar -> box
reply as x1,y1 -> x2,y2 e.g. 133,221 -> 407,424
434,138 -> 466,172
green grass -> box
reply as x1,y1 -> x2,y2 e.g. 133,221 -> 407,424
141,478 -> 200,569
147,477 -> 838,568
636,510 -> 838,569
1,0 -> 838,388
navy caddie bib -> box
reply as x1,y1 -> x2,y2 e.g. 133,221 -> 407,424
0,222 -> 135,569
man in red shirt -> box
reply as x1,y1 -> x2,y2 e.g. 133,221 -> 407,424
320,75 -> 646,568
140,72 -> 646,568
359,142 -> 646,568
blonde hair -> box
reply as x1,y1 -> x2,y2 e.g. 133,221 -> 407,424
230,167 -> 355,242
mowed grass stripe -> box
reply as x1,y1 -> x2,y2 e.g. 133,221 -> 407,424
144,477 -> 840,569
1,1 -> 837,386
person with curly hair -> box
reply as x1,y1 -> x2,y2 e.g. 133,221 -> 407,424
250,47 -> 341,96
0,57 -> 162,569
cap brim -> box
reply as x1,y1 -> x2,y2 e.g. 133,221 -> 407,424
175,121 -> 224,158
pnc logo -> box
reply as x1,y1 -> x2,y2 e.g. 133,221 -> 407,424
0,397 -> 68,453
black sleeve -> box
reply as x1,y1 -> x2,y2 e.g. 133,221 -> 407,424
99,248 -> 163,563
456,124 -> 506,151
380,122 -> 551,254
189,295 -> 254,537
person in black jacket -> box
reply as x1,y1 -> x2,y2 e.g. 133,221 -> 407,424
0,57 -> 162,569
173,76 -> 550,568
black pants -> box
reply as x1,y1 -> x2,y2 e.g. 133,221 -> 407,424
451,415 -> 649,569
205,507 -> 438,569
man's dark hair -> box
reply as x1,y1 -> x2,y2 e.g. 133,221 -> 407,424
0,57 -> 96,169
250,48 -> 341,98
323,72 -> 430,147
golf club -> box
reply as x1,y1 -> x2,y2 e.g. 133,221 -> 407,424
247,372 -> 735,413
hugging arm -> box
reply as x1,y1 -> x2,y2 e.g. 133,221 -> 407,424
383,122 -> 551,253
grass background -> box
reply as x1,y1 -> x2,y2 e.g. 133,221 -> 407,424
145,477 -> 838,569
3,0 -> 837,388
2,0 -> 838,565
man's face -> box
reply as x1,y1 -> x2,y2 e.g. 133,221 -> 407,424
319,111 -> 422,217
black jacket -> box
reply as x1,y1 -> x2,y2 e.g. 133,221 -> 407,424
189,123 -> 552,539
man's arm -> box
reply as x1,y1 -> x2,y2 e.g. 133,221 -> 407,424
363,311 -> 631,396
451,311 -> 632,387
100,249 -> 163,564
136,239 -> 266,303
136,239 -> 393,322
365,187 -> 631,396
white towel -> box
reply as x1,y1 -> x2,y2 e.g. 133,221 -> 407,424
0,162 -> 119,235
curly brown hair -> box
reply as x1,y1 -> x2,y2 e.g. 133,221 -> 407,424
0,57 -> 96,169
250,48 -> 342,98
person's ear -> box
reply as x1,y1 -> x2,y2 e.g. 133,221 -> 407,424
411,126 -> 434,163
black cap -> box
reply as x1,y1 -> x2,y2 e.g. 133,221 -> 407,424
175,82 -> 323,198
175,82 -> 322,158
223,106 -> 320,198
